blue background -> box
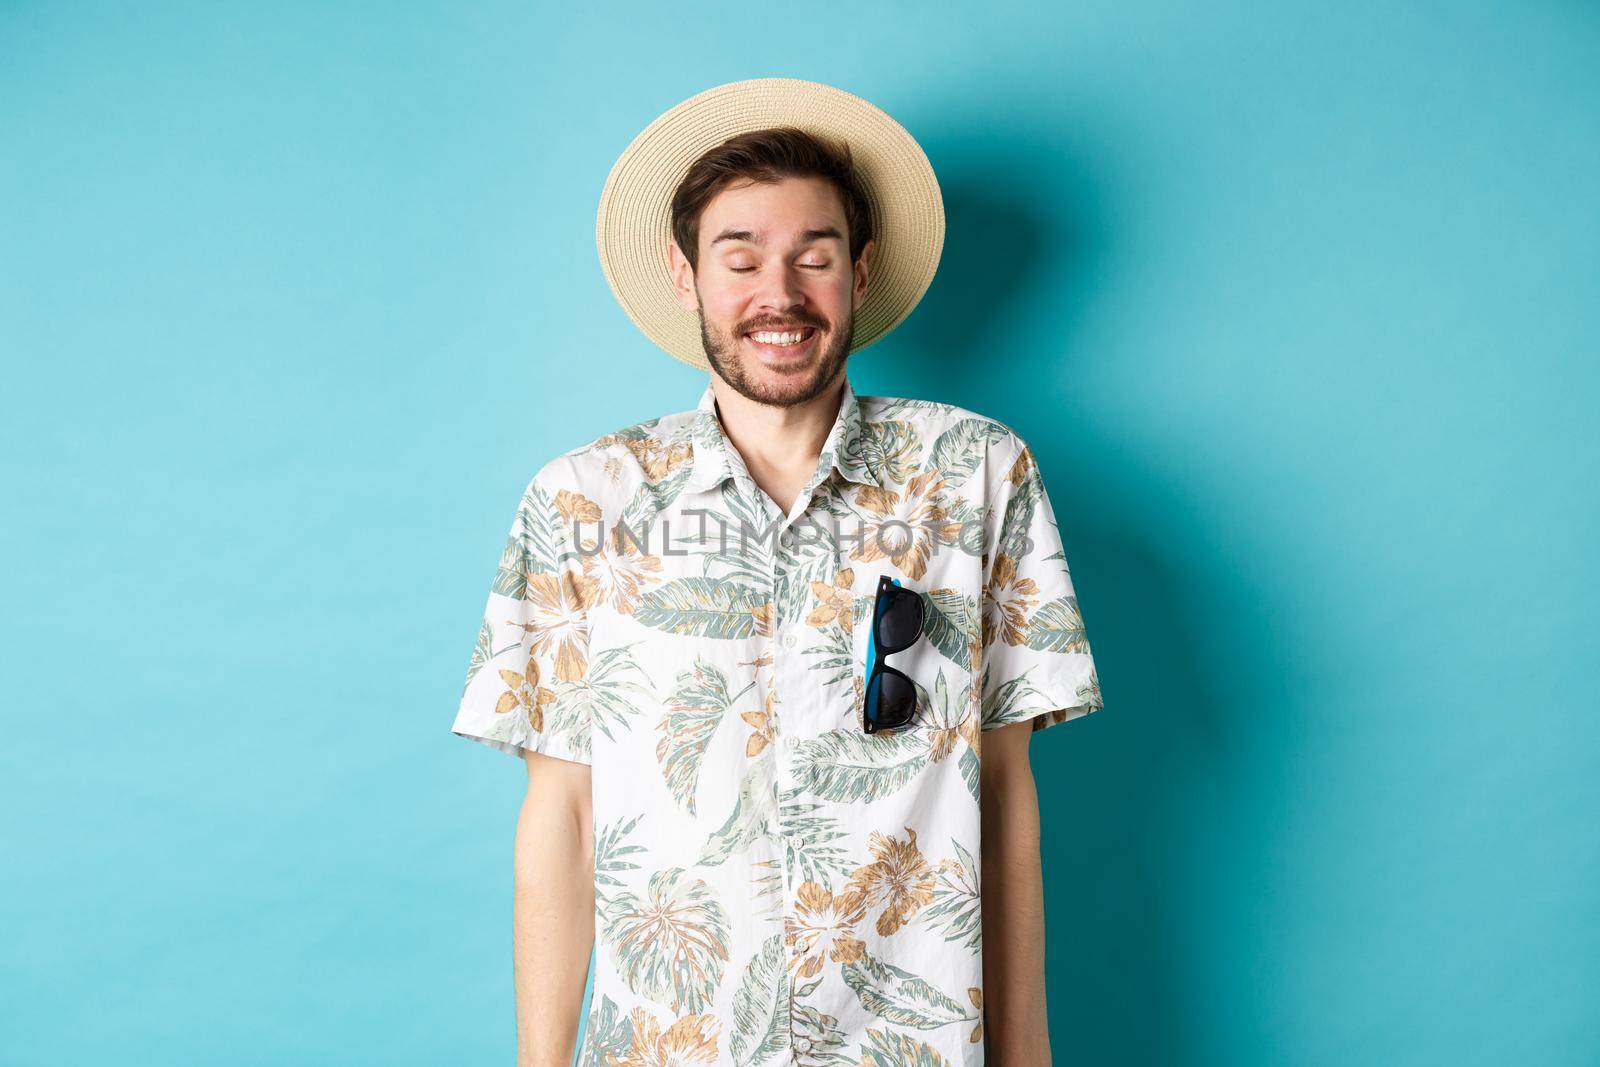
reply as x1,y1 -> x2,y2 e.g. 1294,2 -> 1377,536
3,2 -> 1596,1064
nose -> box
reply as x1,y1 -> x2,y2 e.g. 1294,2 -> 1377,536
752,262 -> 810,318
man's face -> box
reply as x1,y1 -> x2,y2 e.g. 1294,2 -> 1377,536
669,175 -> 875,407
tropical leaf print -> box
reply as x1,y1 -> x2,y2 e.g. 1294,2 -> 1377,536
924,840 -> 982,951
592,819 -> 646,908
794,729 -> 930,804
491,528 -> 530,599
943,492 -> 987,544
518,477 -> 575,574
811,477 -> 865,526
611,423 -> 692,481
586,424 -> 645,459
803,619 -> 857,693
656,660 -> 747,814
461,618 -> 498,696
775,520 -> 844,623
593,813 -> 647,899
578,995 -> 633,1067
602,867 -> 731,1015
1022,595 -> 1091,654
842,953 -> 978,1031
921,588 -> 979,672
697,762 -> 777,867
979,670 -> 1044,730
958,746 -> 980,803
909,668 -> 979,776
801,566 -> 859,691
855,1027 -> 955,1067
590,420 -> 663,448
791,1002 -> 853,1066
851,592 -> 876,631
927,418 -> 1011,490
994,449 -> 1042,564
536,685 -> 593,759
633,577 -> 774,640
874,397 -> 958,419
776,788 -> 853,887
570,642 -> 654,745
729,933 -> 790,1066
619,457 -> 696,538
856,419 -> 923,486
700,485 -> 784,586
1037,509 -> 1070,565
1078,666 -> 1103,709
751,858 -> 784,921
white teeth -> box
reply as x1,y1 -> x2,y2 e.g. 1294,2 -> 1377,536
749,329 -> 809,345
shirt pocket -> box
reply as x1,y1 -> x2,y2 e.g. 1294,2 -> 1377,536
847,568 -> 943,737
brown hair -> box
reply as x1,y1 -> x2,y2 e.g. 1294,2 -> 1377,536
669,127 -> 875,273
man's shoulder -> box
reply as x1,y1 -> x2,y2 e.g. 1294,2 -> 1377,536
857,392 -> 1027,458
525,402 -> 701,494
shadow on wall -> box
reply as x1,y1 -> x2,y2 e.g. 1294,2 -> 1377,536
872,133 -> 1261,1065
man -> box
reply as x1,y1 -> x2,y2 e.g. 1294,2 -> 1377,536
451,78 -> 1103,1067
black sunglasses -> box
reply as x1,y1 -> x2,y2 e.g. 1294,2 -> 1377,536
862,575 -> 924,734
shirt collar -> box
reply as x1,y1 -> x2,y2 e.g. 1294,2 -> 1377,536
683,375 -> 884,497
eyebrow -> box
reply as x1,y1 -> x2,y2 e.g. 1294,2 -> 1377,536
708,225 -> 845,249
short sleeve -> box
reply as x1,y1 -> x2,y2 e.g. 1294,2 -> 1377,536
978,434 -> 1104,734
450,460 -> 599,765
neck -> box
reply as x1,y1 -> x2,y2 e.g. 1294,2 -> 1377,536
709,367 -> 847,491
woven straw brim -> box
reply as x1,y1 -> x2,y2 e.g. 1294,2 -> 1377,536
595,77 -> 945,371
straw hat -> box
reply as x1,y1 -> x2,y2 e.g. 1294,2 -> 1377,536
595,77 -> 945,371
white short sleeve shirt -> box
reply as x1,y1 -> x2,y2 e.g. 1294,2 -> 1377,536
451,375 -> 1104,1066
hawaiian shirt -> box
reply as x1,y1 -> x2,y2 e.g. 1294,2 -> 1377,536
450,374 -> 1104,1066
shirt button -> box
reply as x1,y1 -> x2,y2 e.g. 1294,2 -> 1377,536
785,735 -> 800,750
782,631 -> 798,649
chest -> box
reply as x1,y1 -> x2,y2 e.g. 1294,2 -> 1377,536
582,473 -> 983,779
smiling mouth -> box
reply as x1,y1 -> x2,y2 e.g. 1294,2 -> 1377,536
744,326 -> 819,345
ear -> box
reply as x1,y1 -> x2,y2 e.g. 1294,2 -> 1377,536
667,239 -> 700,313
852,238 -> 877,303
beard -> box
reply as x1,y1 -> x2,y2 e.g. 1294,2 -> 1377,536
696,300 -> 854,408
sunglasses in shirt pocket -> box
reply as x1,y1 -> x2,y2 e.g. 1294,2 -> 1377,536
853,572 -> 931,735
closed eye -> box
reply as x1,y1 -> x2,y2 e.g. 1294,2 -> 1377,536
730,264 -> 830,273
